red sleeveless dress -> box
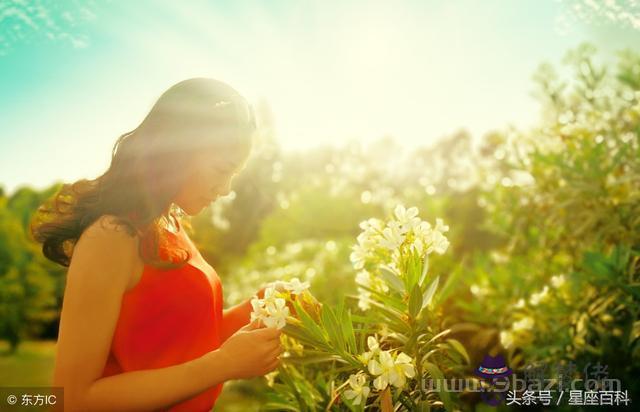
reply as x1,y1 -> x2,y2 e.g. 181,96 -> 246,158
100,214 -> 253,411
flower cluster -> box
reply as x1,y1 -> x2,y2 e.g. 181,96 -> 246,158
500,275 -> 568,348
250,277 -> 311,329
351,205 -> 450,312
341,336 -> 416,406
499,316 -> 535,349
350,205 -> 450,271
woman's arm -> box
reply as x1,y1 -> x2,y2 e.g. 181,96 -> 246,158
220,287 -> 266,342
81,350 -> 228,411
53,216 -> 230,411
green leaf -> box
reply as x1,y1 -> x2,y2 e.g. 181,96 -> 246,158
417,400 -> 432,412
263,402 -> 300,411
379,265 -> 405,292
408,283 -> 423,319
283,323 -> 324,348
349,312 -> 380,325
423,361 -> 453,411
406,249 -> 422,289
446,338 -> 471,364
434,259 -> 465,305
292,300 -> 327,344
427,329 -> 452,344
321,305 -> 346,352
356,282 -> 405,311
341,309 -> 358,353
419,254 -> 430,287
366,299 -> 411,333
284,354 -> 344,364
422,275 -> 440,310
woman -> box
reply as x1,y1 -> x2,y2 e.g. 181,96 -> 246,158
30,78 -> 282,411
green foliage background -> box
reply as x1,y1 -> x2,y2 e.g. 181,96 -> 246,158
0,43 -> 638,410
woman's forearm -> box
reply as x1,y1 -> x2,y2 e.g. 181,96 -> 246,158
221,299 -> 253,342
73,349 -> 230,412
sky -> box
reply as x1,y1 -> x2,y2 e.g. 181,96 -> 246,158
1,0 -> 639,194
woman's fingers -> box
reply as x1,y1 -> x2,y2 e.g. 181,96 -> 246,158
248,326 -> 281,344
266,344 -> 282,360
265,358 -> 281,372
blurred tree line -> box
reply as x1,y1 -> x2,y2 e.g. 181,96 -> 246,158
0,44 -> 638,409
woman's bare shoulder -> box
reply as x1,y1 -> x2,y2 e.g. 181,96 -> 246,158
69,214 -> 142,291
82,214 -> 138,239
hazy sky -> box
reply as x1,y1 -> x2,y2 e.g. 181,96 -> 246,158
1,0 -> 639,194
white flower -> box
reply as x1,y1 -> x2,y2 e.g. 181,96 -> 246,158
410,237 -> 425,255
434,218 -> 450,233
356,270 -> 389,294
359,218 -> 384,231
500,330 -> 515,348
355,270 -> 372,288
367,350 -> 415,390
551,274 -> 566,288
426,230 -> 450,255
392,352 -> 416,387
281,277 -> 310,295
379,221 -> 405,250
470,284 -> 489,297
413,221 -> 432,238
350,244 -> 368,270
412,220 -> 450,256
262,297 -> 289,329
378,323 -> 391,338
375,277 -> 389,293
529,286 -> 549,306
394,205 -> 421,233
358,336 -> 381,364
343,373 -> 370,406
250,286 -> 290,329
367,350 -> 395,390
250,296 -> 267,322
357,290 -> 372,311
356,231 -> 377,249
512,316 -> 534,331
263,285 -> 278,300
514,298 -> 526,308
356,271 -> 373,311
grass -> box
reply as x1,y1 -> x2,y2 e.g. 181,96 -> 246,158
0,340 -> 57,387
0,340 -> 262,411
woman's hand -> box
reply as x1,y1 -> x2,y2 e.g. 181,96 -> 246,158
256,281 -> 323,321
217,318 -> 282,380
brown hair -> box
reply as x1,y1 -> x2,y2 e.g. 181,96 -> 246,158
30,78 -> 256,269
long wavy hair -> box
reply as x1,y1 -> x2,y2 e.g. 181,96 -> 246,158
30,78 -> 256,270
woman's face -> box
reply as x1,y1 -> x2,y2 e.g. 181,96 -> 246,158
173,145 -> 249,215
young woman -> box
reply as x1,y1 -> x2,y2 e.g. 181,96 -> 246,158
30,78 -> 282,411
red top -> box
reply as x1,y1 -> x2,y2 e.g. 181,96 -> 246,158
100,213 -> 253,411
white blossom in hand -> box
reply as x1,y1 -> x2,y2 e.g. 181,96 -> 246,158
250,286 -> 290,329
280,277 -> 310,295
263,297 -> 289,329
